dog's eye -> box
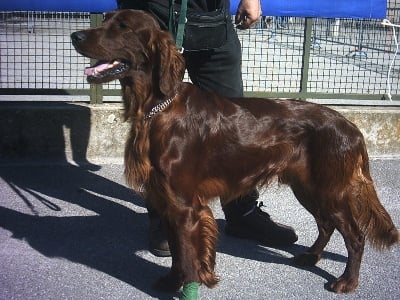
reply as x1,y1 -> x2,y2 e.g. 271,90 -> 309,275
119,22 -> 127,29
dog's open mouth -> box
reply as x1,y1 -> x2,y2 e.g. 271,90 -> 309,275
84,59 -> 130,83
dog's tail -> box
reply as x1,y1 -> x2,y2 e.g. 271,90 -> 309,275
353,150 -> 399,250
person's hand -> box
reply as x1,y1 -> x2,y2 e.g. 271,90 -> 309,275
235,0 -> 262,30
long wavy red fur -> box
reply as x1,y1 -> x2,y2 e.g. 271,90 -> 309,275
72,9 -> 399,295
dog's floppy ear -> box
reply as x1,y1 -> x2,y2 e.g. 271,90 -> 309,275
154,30 -> 185,96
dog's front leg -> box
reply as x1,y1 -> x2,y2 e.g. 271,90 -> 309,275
154,202 -> 219,295
186,204 -> 219,288
153,204 -> 203,293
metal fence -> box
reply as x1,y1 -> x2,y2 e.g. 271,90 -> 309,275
0,2 -> 399,104
242,14 -> 400,102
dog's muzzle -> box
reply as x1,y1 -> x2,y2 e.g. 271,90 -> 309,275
71,31 -> 87,48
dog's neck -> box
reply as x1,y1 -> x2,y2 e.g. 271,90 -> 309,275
120,77 -> 182,122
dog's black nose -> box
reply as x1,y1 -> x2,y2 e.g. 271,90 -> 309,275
71,31 -> 86,44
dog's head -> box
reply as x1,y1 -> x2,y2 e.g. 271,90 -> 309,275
71,10 -> 185,96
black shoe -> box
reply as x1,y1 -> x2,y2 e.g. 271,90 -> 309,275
149,217 -> 171,257
224,201 -> 298,247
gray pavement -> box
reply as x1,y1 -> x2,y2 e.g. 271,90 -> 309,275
0,159 -> 399,300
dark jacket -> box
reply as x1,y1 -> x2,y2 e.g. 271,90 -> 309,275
117,0 -> 228,29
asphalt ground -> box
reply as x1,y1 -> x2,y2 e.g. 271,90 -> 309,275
0,159 -> 399,300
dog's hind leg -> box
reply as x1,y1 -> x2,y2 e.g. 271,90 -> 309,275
292,196 -> 364,293
294,217 -> 335,266
292,184 -> 364,293
327,204 -> 365,293
290,186 -> 335,266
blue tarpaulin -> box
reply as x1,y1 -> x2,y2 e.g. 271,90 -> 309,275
0,1 -> 116,13
236,0 -> 388,19
0,0 -> 388,19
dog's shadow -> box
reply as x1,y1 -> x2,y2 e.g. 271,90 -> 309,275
0,164 -> 177,299
215,218 -> 347,287
0,164 -> 347,298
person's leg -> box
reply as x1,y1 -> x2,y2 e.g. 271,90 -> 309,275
147,204 -> 171,257
184,22 -> 244,98
222,191 -> 298,246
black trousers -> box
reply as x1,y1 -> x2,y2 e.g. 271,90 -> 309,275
183,21 -> 244,98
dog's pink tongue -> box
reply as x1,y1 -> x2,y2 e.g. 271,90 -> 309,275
84,61 -> 118,76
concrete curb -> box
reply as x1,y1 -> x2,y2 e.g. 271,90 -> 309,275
1,102 -> 399,165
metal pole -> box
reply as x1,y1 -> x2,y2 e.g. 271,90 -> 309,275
299,18 -> 313,99
89,13 -> 104,104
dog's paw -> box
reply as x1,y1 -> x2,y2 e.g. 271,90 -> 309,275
293,253 -> 320,266
153,273 -> 183,292
327,276 -> 358,293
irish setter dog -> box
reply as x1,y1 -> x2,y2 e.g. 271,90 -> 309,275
71,9 -> 399,295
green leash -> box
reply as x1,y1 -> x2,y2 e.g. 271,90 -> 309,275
168,0 -> 188,51
180,282 -> 200,300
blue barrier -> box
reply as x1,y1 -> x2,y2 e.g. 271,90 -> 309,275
252,0 -> 387,19
0,0 -> 387,19
0,0 -> 116,13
